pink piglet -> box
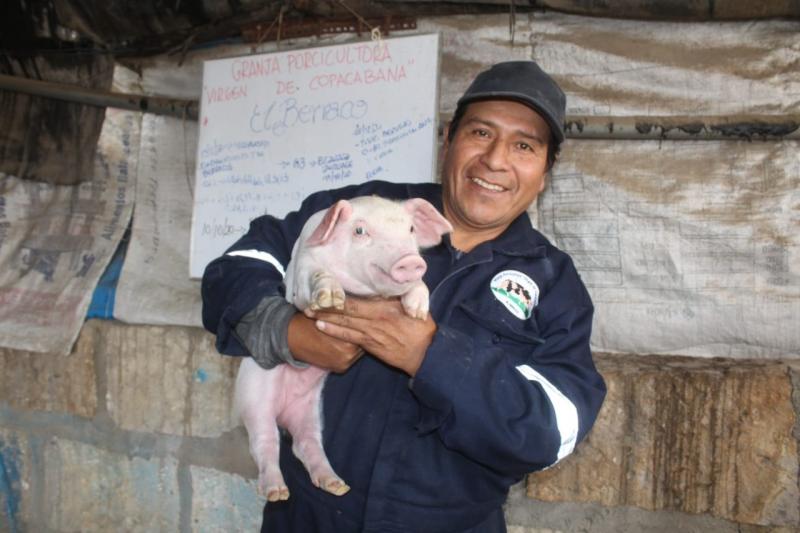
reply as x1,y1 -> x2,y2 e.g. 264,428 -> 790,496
234,196 -> 452,502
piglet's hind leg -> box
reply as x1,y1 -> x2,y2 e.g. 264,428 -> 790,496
235,361 -> 290,502
282,385 -> 350,496
240,406 -> 290,501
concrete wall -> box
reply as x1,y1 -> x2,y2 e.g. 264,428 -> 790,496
1,320 -> 797,532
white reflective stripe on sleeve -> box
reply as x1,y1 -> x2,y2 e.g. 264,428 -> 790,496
515,364 -> 579,463
226,250 -> 286,278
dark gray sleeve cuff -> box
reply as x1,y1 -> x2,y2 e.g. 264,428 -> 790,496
233,295 -> 309,370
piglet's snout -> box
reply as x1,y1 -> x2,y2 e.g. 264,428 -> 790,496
389,254 -> 427,284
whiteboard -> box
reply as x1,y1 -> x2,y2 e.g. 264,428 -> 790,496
189,33 -> 441,278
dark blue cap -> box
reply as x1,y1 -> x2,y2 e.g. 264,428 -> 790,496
456,61 -> 566,143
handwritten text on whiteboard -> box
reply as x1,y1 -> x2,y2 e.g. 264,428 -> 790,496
189,34 -> 440,278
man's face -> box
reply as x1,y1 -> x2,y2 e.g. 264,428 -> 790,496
441,99 -> 551,246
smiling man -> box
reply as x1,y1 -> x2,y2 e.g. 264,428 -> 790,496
202,61 -> 606,533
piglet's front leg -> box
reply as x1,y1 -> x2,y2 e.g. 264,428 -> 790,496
400,281 -> 430,320
309,270 -> 346,310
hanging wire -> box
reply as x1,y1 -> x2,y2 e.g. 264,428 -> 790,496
509,0 -> 516,46
252,7 -> 284,53
175,31 -> 197,66
276,6 -> 286,50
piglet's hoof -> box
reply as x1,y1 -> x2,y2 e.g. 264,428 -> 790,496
310,291 -> 344,311
310,288 -> 346,310
262,485 -> 290,502
310,272 -> 346,310
316,477 -> 350,496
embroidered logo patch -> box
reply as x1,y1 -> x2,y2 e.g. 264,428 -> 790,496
490,270 -> 539,320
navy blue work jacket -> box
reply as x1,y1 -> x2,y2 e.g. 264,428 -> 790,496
202,180 -> 606,533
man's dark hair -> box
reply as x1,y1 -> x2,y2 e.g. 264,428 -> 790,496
447,102 -> 561,172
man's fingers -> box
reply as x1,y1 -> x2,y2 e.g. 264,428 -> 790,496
313,310 -> 374,332
316,315 -> 391,354
341,297 -> 371,316
315,319 -> 366,344
344,296 -> 402,318
304,298 -> 375,319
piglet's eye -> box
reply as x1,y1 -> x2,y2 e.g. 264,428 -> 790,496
354,226 -> 367,236
410,226 -> 415,233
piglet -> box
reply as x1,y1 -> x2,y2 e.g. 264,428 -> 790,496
234,196 -> 452,502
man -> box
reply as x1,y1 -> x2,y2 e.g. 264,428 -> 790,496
202,61 -> 606,532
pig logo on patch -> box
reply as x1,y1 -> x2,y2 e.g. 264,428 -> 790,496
490,270 -> 539,320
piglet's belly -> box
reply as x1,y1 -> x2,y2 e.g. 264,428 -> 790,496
270,364 -> 329,428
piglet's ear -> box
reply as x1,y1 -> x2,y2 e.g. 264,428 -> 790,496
306,199 -> 353,246
404,198 -> 453,247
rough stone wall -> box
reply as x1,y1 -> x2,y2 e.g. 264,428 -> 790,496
528,355 -> 800,530
1,320 -> 797,532
0,320 -> 259,533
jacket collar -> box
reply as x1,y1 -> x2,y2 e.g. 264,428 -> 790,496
490,212 -> 550,259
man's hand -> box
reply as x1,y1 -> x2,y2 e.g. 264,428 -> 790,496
287,313 -> 364,373
308,296 -> 437,377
